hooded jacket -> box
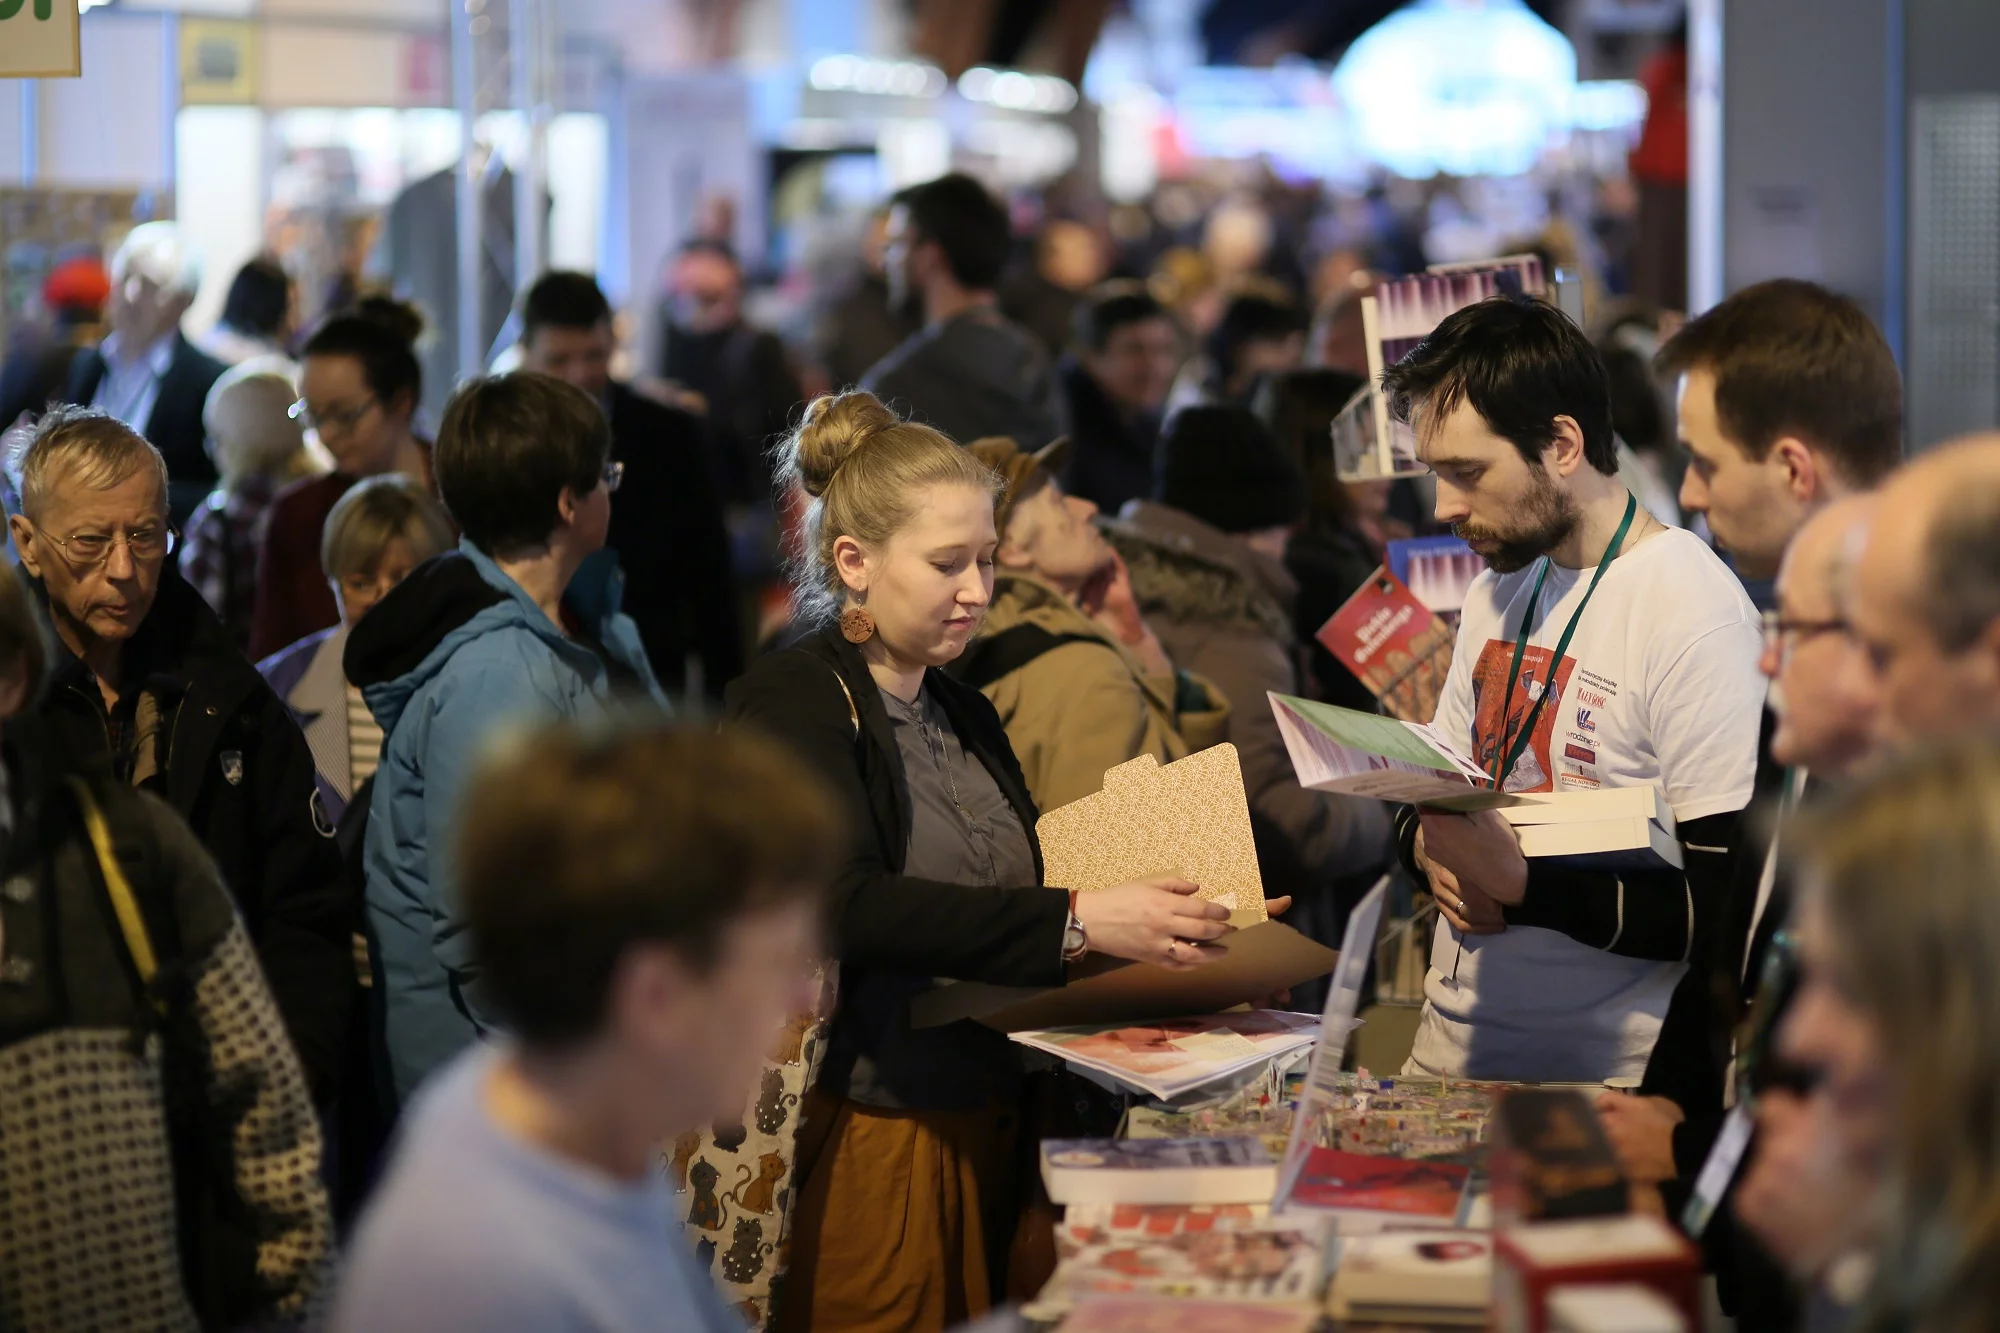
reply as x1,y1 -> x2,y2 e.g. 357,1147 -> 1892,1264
36,564 -> 350,1104
966,569 -> 1229,814
1055,353 -> 1163,516
860,308 -> 1058,448
344,540 -> 662,1103
1108,501 -> 1393,915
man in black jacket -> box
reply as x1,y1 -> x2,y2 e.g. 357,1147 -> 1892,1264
520,272 -> 744,700
9,406 -> 350,1106
1056,283 -> 1183,514
58,222 -> 228,525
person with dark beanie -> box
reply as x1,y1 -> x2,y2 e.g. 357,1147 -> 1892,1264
1110,405 -> 1393,963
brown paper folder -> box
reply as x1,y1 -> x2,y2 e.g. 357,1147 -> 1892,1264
908,745 -> 1338,1031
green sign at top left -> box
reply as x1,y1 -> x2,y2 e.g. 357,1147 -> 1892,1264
1,0 -> 82,78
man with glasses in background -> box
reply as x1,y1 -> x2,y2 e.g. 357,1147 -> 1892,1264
1596,281 -> 1903,1331
10,406 -> 351,1111
341,372 -> 664,1106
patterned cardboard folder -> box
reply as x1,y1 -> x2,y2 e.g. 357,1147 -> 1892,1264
1037,746 -> 1268,924
910,744 -> 1334,1032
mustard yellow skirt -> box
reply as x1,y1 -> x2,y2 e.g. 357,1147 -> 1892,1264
775,1087 -> 1023,1333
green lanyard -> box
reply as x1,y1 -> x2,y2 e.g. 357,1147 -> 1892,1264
1489,493 -> 1638,790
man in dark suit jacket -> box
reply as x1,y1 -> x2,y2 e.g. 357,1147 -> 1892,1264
60,222 -> 227,526
518,271 -> 744,700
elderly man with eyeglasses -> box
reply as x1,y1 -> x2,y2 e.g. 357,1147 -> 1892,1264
8,407 -> 351,1110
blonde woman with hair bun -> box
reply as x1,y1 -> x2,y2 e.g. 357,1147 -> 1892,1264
717,390 -> 1238,1332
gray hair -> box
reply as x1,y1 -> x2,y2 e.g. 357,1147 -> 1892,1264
12,405 -> 168,522
111,221 -> 202,297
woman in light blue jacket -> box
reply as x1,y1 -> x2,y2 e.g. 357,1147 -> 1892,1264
344,373 -> 663,1104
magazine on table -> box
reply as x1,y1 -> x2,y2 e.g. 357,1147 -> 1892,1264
1324,1228 -> 1493,1326
1009,1011 -> 1320,1102
1052,1296 -> 1321,1333
1041,1136 -> 1278,1206
1030,1213 -> 1330,1317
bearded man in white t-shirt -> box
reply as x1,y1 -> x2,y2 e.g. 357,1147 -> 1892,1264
1381,296 -> 1766,1083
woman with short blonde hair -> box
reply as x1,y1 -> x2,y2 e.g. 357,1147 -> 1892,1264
716,390 -> 1238,1332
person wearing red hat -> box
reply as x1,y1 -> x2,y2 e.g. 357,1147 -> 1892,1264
0,255 -> 111,434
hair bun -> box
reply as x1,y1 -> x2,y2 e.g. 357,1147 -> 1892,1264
351,294 -> 426,347
786,390 -> 901,498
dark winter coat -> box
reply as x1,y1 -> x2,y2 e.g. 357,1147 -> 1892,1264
35,564 -> 351,1104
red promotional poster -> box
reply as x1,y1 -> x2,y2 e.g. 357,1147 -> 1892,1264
1316,568 -> 1455,723
1287,1148 -> 1469,1218
1466,640 -> 1579,793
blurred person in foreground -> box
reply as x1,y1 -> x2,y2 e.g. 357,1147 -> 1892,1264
62,222 -> 228,523
249,298 -> 434,660
13,406 -> 351,1106
332,720 -> 841,1333
519,271 -> 743,701
862,173 -> 1057,449
724,391 -> 1238,1331
197,254 -> 297,368
958,435 -> 1229,814
0,254 -> 109,431
179,363 -> 326,647
1109,405 -> 1393,951
656,239 -> 803,508
1738,735 -> 2000,1333
0,554 -> 332,1330
1054,283 -> 1184,515
346,372 -> 662,1106
1253,367 -> 1406,713
258,474 -> 455,824
1383,297 -> 1765,1082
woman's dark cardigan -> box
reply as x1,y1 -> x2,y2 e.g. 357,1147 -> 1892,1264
723,625 -> 1070,987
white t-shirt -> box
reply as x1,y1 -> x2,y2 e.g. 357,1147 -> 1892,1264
1407,524 -> 1764,1082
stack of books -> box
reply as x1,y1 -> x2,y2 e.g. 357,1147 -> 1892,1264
1324,1229 -> 1494,1327
1029,1206 -> 1329,1319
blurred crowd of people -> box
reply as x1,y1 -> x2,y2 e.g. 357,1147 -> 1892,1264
0,153 -> 1995,1333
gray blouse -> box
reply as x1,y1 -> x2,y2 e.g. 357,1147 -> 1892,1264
880,684 -> 1038,891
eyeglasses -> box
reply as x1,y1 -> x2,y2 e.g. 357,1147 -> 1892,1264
38,523 -> 178,568
602,459 -> 625,494
289,397 -> 379,436
1760,609 -> 1850,650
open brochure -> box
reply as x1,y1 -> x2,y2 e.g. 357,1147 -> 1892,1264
1009,1011 -> 1321,1103
1268,692 -> 1514,811
1268,695 -> 1685,869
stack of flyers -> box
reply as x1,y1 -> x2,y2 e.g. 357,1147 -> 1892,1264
1030,1213 -> 1331,1318
1054,1297 -> 1321,1333
1283,1148 -> 1471,1222
1010,1011 -> 1321,1102
1058,1203 -> 1273,1250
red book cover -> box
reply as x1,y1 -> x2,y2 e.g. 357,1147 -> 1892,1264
1286,1148 -> 1469,1218
1316,567 -> 1455,723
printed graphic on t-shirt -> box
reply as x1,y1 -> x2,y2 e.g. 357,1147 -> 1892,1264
1467,641 -> 1578,792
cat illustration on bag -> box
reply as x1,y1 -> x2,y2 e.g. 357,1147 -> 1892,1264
669,1131 -> 702,1192
686,1159 -> 725,1232
724,1153 -> 787,1217
722,1216 -> 773,1284
753,1068 -> 799,1135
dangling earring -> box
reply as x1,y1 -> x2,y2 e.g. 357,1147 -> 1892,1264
840,604 -> 876,644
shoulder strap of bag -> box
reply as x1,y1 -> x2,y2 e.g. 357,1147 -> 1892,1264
66,776 -> 166,1016
946,624 -> 1109,691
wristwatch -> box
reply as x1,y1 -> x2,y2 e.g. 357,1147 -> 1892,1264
1061,889 -> 1089,963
